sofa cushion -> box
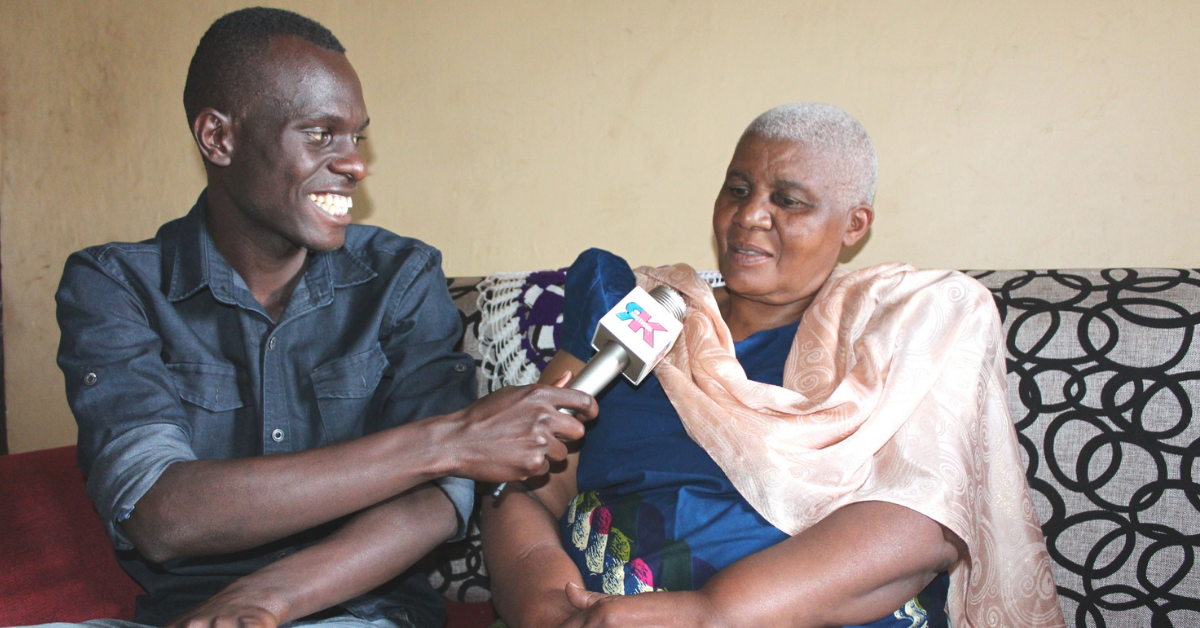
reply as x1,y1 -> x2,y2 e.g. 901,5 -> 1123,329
972,269 -> 1200,628
0,445 -> 143,623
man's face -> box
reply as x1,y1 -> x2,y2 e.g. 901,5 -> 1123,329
224,36 -> 369,253
713,133 -> 862,306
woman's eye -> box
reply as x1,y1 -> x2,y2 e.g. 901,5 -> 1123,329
774,193 -> 802,208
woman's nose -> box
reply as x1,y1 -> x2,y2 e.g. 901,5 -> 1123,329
733,196 -> 772,230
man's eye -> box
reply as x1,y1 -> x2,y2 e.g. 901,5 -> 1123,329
727,186 -> 749,198
306,130 -> 331,142
352,134 -> 366,146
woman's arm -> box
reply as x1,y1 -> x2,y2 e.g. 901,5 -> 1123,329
561,500 -> 964,628
480,351 -> 592,628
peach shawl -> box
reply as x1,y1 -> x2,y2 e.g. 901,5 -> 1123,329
636,262 -> 1064,628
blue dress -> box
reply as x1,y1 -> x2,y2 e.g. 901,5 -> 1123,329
557,249 -> 948,628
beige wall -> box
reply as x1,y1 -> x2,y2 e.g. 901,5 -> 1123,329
2,1 -> 1198,453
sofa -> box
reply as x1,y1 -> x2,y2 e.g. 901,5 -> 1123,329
2,267 -> 1198,628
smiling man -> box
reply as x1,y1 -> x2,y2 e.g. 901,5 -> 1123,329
51,8 -> 595,628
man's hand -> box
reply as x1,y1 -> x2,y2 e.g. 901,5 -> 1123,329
557,584 -> 722,628
166,585 -> 286,628
437,374 -> 598,483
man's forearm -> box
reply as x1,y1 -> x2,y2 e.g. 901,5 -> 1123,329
126,415 -> 455,562
126,381 -> 595,563
169,482 -> 458,628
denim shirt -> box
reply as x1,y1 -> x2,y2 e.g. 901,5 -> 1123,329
55,192 -> 475,626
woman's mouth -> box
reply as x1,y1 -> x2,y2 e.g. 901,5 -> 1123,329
728,243 -> 772,263
308,193 -> 352,217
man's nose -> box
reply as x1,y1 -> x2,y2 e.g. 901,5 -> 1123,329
330,145 -> 367,182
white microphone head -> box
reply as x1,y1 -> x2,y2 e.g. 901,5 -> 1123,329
590,285 -> 686,385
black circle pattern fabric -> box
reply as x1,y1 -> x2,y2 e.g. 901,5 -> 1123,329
433,270 -> 1200,626
970,269 -> 1200,628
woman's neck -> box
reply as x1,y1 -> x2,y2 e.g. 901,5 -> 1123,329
716,287 -> 813,342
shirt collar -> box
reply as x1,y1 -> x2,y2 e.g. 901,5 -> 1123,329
164,190 -> 377,308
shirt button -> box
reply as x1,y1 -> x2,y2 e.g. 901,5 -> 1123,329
454,364 -> 468,373
268,337 -> 277,350
83,372 -> 98,386
271,429 -> 284,442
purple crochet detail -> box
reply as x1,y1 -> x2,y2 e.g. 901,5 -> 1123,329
517,269 -> 568,372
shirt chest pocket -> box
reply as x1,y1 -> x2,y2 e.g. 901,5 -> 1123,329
166,362 -> 248,412
310,343 -> 390,444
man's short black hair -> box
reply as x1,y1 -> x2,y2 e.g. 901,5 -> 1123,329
183,7 -> 345,124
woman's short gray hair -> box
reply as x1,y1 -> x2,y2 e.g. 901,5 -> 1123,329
743,103 -> 877,208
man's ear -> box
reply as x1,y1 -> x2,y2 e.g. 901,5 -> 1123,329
843,204 -> 875,247
192,108 -> 235,167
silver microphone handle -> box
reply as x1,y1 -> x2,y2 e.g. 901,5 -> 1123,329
562,341 -> 631,406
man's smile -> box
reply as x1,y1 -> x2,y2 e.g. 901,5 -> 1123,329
308,192 -> 352,217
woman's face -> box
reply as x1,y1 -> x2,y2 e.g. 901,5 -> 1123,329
713,133 -> 872,307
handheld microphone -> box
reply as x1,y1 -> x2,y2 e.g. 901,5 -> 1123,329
492,284 -> 687,497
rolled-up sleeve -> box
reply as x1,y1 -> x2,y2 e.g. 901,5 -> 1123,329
375,246 -> 478,541
87,424 -> 196,549
56,249 -> 198,550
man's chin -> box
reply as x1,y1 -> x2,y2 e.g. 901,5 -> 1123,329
307,240 -> 346,253
303,231 -> 348,253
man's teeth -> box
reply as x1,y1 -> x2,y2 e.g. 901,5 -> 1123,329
307,193 -> 353,216
733,247 -> 766,256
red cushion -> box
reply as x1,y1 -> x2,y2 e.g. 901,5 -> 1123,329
0,446 -> 500,627
444,600 -> 498,628
0,446 -> 144,624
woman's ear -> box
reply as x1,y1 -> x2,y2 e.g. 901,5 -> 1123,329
191,108 -> 234,167
843,204 -> 875,247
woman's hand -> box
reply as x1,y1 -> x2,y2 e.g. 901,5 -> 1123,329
557,583 -> 725,628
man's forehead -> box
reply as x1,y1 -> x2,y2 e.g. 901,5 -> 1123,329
240,35 -> 364,119
255,35 -> 353,83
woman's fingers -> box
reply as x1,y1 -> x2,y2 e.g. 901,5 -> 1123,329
565,582 -> 611,610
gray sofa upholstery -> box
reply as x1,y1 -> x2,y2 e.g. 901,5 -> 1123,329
430,268 -> 1200,628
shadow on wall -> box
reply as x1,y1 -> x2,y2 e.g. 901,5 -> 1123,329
1,219 -> 6,455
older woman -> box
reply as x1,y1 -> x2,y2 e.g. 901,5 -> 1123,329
480,104 -> 1063,628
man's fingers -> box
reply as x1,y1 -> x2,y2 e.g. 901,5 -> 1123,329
548,410 -> 589,442
238,616 -> 271,628
542,386 -> 598,421
545,438 -> 570,462
552,371 -> 573,388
